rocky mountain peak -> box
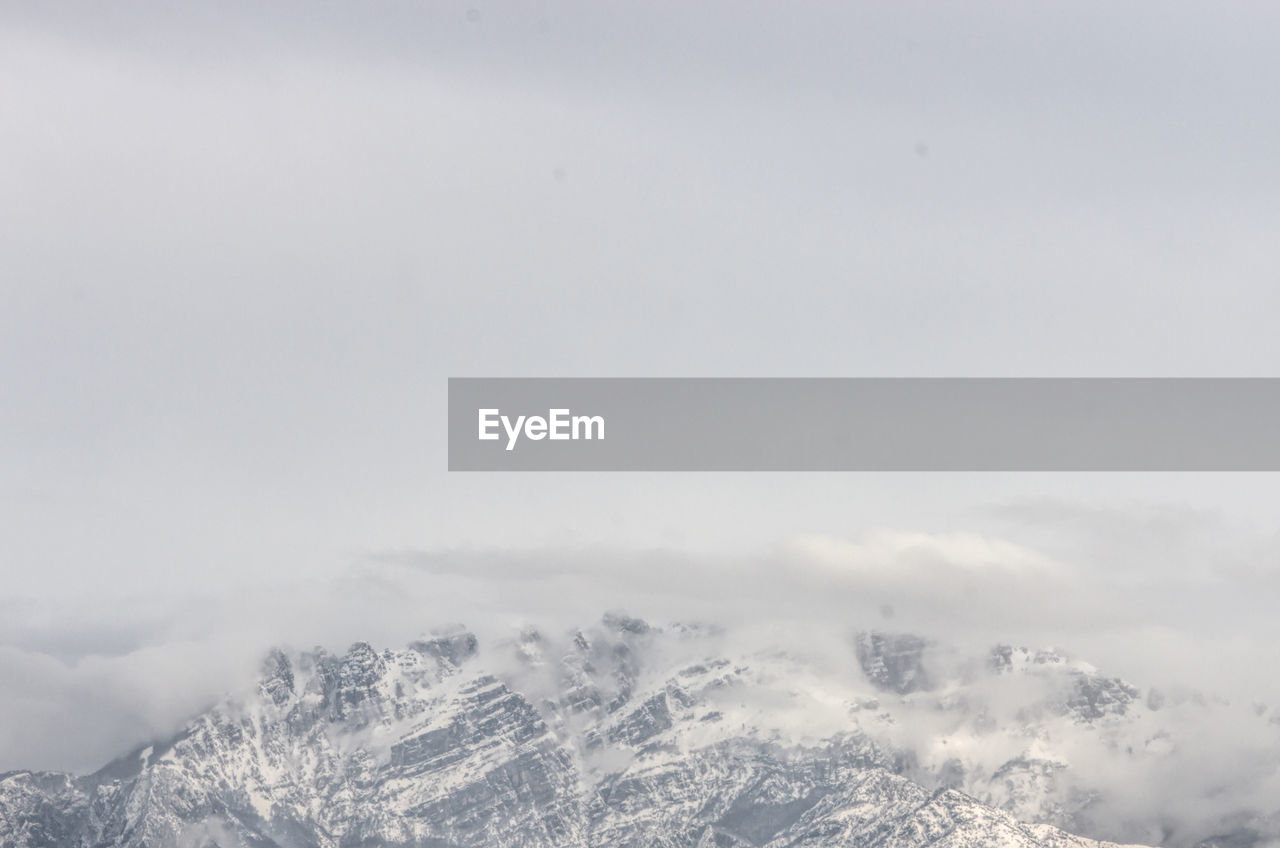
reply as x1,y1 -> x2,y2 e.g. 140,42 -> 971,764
1,619 -> 1245,848
855,631 -> 932,694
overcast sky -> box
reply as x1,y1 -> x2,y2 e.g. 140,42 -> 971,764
3,0 -> 1280,777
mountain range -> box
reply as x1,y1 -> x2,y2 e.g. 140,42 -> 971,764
1,613 -> 1273,848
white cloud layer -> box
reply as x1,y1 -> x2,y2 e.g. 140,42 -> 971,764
5,519 -> 1280,777
4,3 -> 1280,842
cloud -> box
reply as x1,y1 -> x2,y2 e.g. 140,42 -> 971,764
0,637 -> 259,773
786,529 -> 1069,603
2,3 -> 1280,837
3,523 -> 1280,847
1,518 -> 1266,774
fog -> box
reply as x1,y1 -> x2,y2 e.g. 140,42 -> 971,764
4,509 -> 1279,761
4,2 -> 1280,844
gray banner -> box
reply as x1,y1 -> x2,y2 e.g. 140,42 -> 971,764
447,378 -> 1280,471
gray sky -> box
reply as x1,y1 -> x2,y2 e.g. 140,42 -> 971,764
3,0 -> 1280,779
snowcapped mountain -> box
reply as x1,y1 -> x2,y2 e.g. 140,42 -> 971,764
0,614 -> 1261,848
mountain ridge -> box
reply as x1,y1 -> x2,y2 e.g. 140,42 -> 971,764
0,615 -> 1248,848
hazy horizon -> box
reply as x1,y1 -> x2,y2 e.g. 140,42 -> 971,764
4,4 -> 1280,845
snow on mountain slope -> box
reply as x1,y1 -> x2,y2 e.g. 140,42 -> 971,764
0,614 -> 1248,848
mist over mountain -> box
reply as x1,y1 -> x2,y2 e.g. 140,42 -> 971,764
3,612 -> 1278,848
7,2 -> 1280,846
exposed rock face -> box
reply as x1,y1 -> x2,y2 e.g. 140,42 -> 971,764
989,645 -> 1140,722
856,632 -> 932,694
0,619 -> 1174,848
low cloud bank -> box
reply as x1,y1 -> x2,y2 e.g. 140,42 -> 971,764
2,520 -> 1279,846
